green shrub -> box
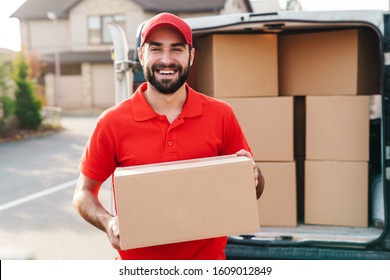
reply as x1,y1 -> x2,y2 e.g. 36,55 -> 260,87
12,51 -> 42,129
0,52 -> 14,135
1,95 -> 15,119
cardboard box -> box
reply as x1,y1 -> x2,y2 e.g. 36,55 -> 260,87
194,34 -> 278,97
221,97 -> 294,161
306,96 -> 370,161
304,160 -> 368,227
279,29 -> 380,96
257,161 -> 297,227
114,155 -> 260,250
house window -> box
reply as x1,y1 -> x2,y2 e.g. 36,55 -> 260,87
88,15 -> 126,45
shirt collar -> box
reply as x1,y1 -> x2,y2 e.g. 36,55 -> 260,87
132,83 -> 203,121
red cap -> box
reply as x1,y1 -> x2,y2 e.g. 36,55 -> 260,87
141,13 -> 192,48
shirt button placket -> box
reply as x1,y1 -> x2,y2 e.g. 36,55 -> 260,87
165,123 -> 178,160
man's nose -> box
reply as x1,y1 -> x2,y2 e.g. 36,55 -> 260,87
159,50 -> 174,64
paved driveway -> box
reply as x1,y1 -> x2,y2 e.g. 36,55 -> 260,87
0,114 -> 117,260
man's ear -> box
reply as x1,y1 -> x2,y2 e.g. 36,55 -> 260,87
137,47 -> 144,66
189,47 -> 195,66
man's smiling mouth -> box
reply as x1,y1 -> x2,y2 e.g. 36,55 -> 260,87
157,69 -> 176,75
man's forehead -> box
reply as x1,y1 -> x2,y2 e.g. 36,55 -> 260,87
145,27 -> 187,45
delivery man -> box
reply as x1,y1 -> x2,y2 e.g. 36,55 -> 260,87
73,12 -> 264,260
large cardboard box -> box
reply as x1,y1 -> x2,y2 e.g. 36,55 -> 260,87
221,97 -> 294,161
306,96 -> 370,161
114,155 -> 260,250
257,161 -> 297,227
195,34 -> 278,97
305,160 -> 368,227
279,29 -> 380,96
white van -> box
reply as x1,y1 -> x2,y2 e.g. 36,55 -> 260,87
114,10 -> 390,259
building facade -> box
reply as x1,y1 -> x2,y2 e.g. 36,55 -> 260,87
12,0 -> 253,110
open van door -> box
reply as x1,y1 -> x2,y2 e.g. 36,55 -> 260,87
109,22 -> 132,104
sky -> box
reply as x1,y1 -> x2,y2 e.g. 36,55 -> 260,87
0,0 -> 27,51
0,0 -> 389,52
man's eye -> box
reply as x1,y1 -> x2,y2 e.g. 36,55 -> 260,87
172,48 -> 183,53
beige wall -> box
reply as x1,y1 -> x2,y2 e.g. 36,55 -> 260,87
124,4 -> 145,49
45,63 -> 116,110
60,75 -> 84,109
19,22 -> 30,50
68,13 -> 89,51
45,74 -> 84,109
20,0 -> 254,54
21,0 -> 254,110
69,0 -> 143,51
91,63 -> 116,108
21,20 -> 69,54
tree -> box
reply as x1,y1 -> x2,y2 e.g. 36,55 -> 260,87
0,53 -> 10,97
12,51 -> 42,129
0,51 -> 15,133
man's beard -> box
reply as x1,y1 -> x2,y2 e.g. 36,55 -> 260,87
144,60 -> 190,94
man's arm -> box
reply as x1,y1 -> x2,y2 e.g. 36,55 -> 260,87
73,173 -> 121,250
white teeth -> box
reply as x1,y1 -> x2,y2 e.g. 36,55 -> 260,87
158,70 -> 175,75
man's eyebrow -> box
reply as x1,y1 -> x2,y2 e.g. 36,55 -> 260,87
171,42 -> 186,47
148,42 -> 162,46
147,41 -> 186,47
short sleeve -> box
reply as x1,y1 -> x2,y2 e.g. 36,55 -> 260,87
79,119 -> 117,182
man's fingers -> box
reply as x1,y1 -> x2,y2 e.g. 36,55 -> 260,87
236,149 -> 251,158
108,217 -> 120,237
112,224 -> 119,237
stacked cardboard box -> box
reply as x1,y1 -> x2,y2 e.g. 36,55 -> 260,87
219,97 -> 294,162
195,34 -> 278,97
255,161 -> 297,227
278,29 -> 380,96
304,96 -> 370,227
190,28 -> 378,229
278,29 -> 376,227
194,34 -> 297,227
220,97 -> 297,227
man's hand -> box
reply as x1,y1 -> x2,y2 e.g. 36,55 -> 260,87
73,174 -> 122,250
107,216 -> 121,250
236,149 -> 265,199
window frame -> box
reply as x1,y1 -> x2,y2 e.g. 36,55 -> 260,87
87,14 -> 126,45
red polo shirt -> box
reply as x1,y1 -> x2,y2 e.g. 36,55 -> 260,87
80,82 -> 252,260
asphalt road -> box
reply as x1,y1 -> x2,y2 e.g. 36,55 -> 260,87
0,114 -> 117,260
